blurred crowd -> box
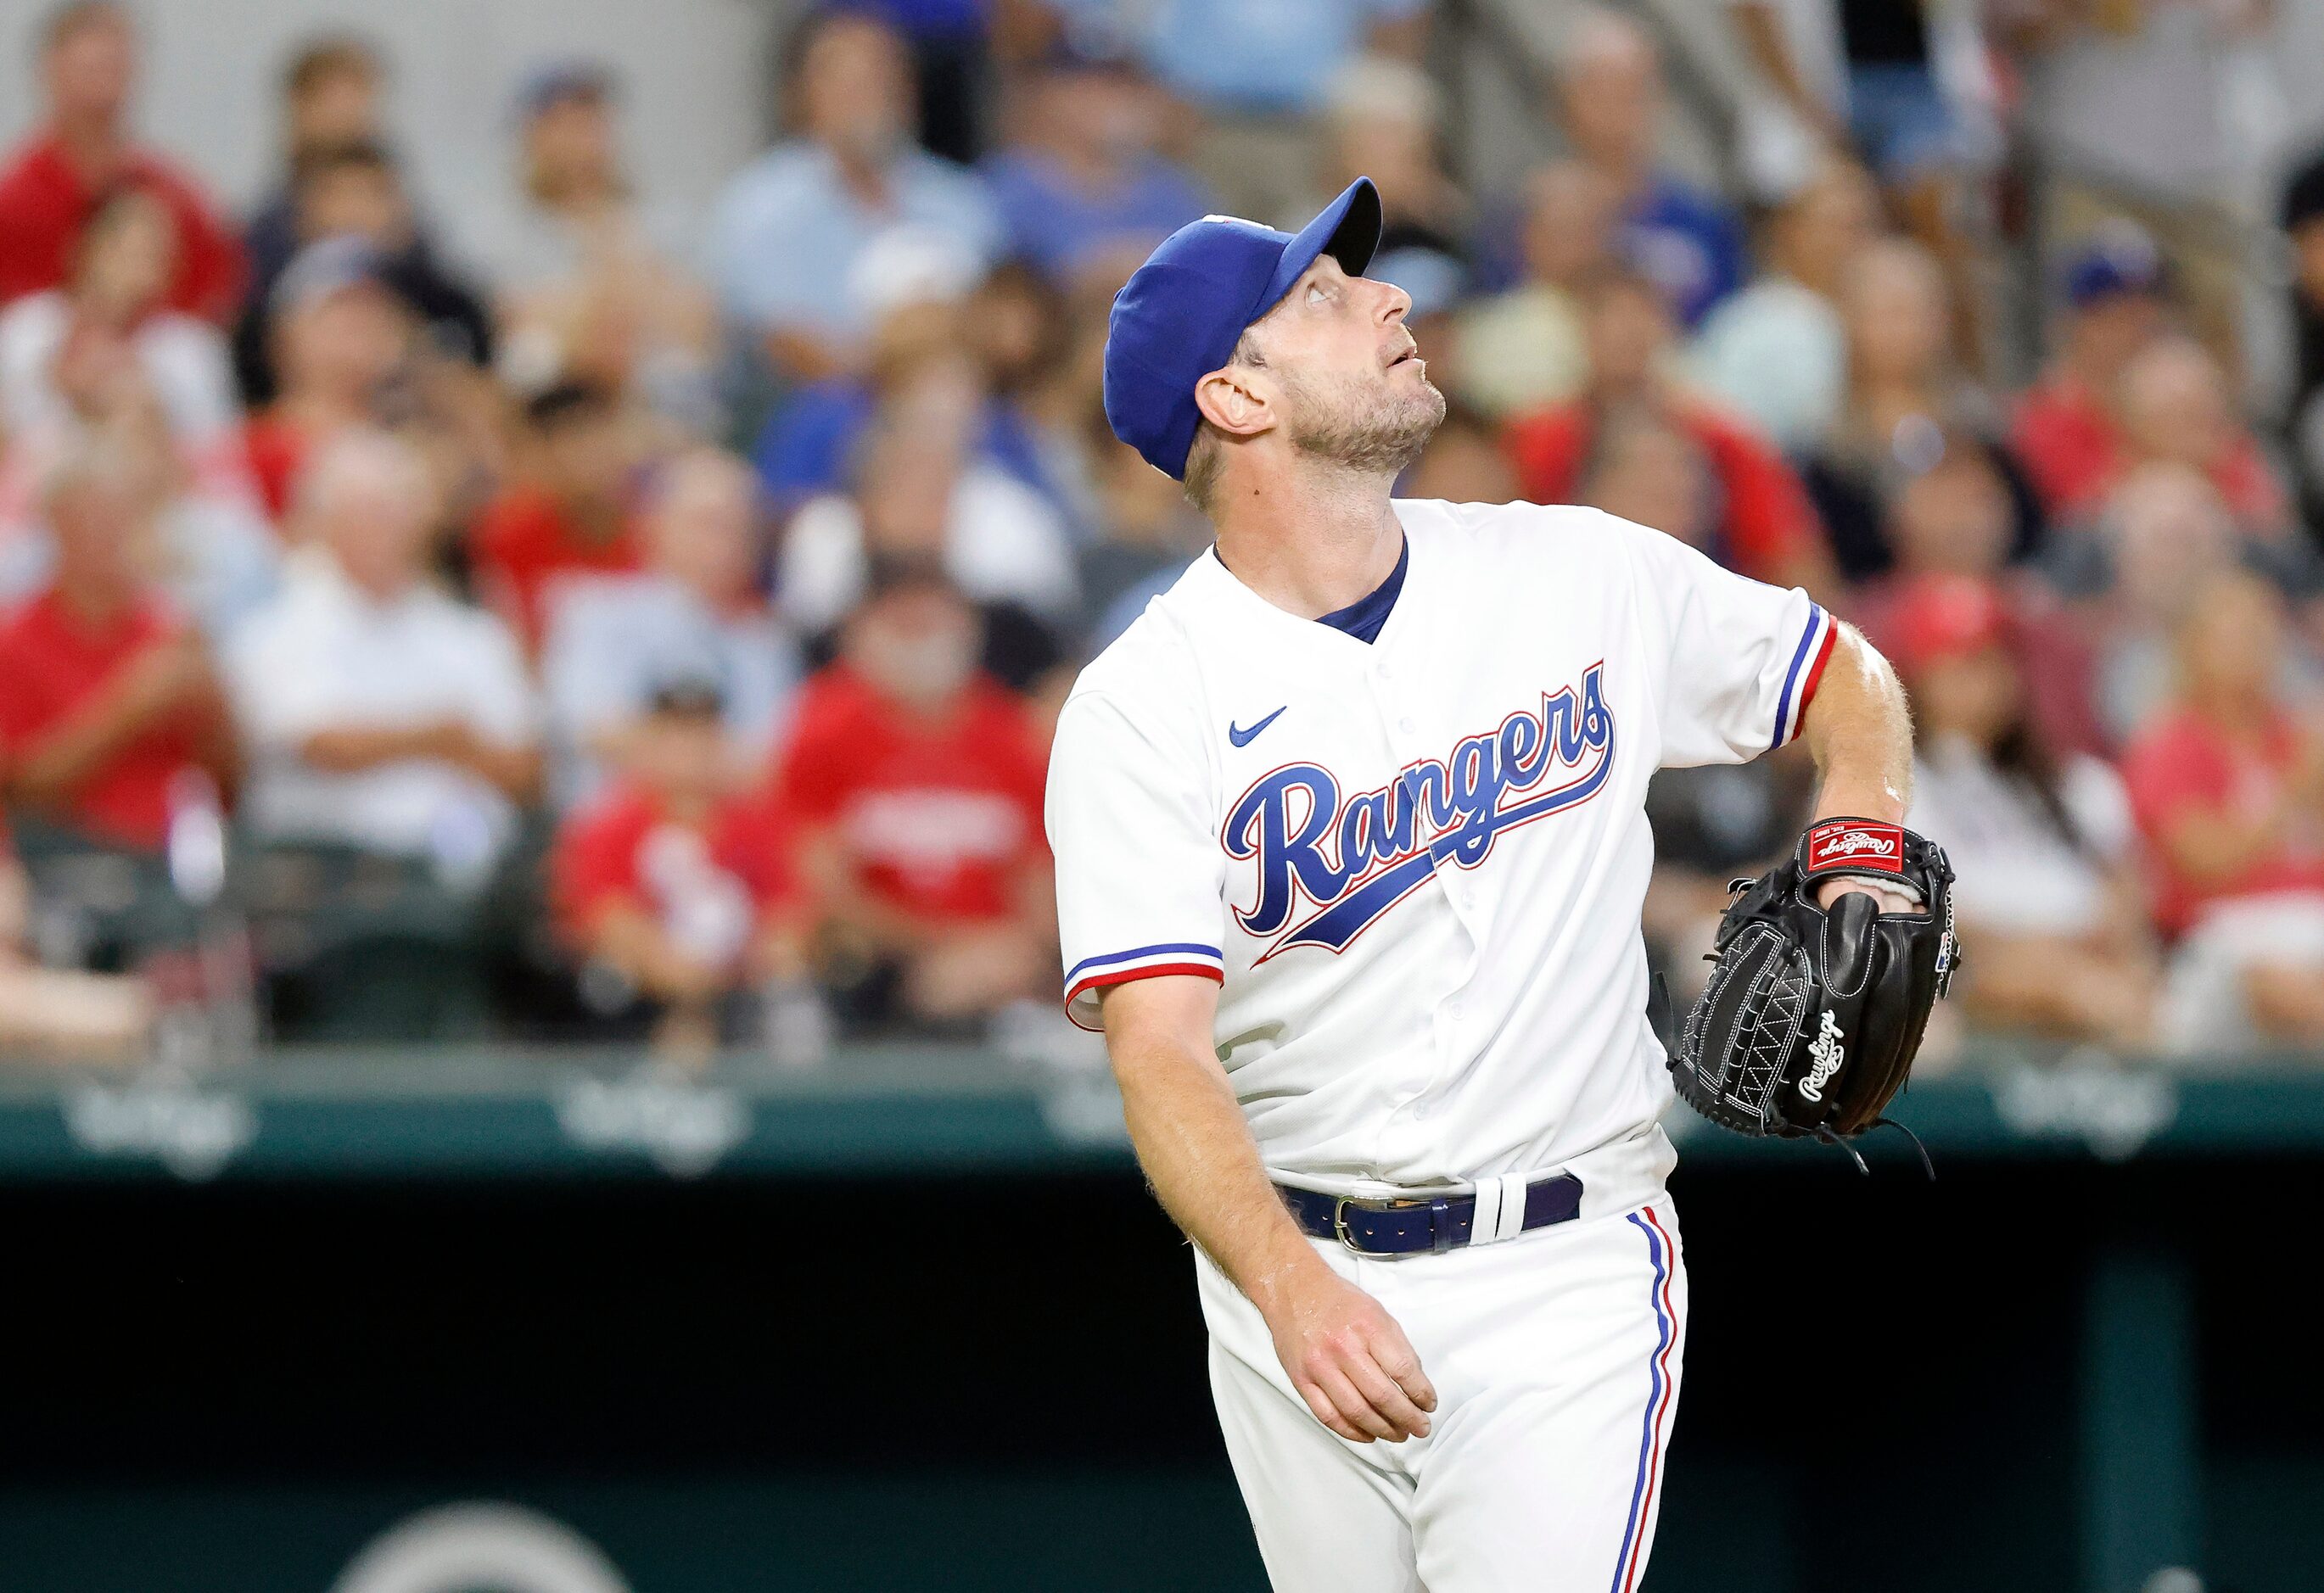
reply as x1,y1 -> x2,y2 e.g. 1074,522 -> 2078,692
2,0 -> 2323,1067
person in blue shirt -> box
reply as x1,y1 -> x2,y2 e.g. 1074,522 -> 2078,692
980,38 -> 1210,287
703,8 -> 1001,383
1554,8 -> 1746,331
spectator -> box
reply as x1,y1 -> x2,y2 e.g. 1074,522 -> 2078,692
1125,0 -> 1427,225
1893,574 -> 2156,1046
704,8 -> 1002,383
1687,158 -> 1880,454
236,237 -> 417,526
854,0 -> 992,165
542,448 -> 801,808
2121,570 -> 2324,1050
0,443 -> 238,854
1448,162 -> 1616,420
243,37 -> 388,304
551,676 -> 805,1059
2008,0 -> 2274,372
770,565 -> 1053,1031
2058,464 -> 2245,749
468,381 -> 644,655
2282,148 -> 2324,538
1580,403 -> 1720,549
2011,223 -> 2172,520
780,366 -> 1078,636
981,38 -> 1208,288
2107,334 -> 2293,539
1801,238 -> 2041,581
1554,8 -> 1748,329
1504,270 -> 1835,595
0,187 -> 244,468
476,62 -> 720,435
227,430 -> 540,869
0,3 -> 244,323
1727,0 -> 1995,366
0,813 -> 153,1057
232,138 -> 493,406
1851,428 -> 2103,759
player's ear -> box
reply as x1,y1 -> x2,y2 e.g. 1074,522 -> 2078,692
1194,365 -> 1274,441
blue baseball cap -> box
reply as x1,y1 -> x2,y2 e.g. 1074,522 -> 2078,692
2062,220 -> 2164,310
1104,177 -> 1384,479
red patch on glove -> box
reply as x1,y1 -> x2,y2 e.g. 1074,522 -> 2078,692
1806,820 -> 1906,874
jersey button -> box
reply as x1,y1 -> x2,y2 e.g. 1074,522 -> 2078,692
1398,717 -> 1415,734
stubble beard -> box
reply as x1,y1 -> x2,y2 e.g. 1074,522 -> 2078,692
1281,366 -> 1448,478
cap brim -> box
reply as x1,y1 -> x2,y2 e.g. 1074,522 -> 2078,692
1257,178 -> 1384,321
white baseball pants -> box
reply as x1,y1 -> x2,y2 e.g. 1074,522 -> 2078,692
1196,1196 -> 1688,1593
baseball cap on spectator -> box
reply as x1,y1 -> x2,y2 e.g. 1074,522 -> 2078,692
514,59 -> 611,124
1105,177 -> 1384,478
2062,220 -> 2165,310
271,233 -> 391,316
1884,574 -> 2008,677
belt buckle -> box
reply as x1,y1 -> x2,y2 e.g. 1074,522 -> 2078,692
1331,1196 -> 1363,1254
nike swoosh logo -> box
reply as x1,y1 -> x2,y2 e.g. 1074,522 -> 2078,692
1229,706 -> 1287,747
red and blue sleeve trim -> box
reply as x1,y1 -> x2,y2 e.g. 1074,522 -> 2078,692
1062,942 -> 1225,1031
1770,604 -> 1837,751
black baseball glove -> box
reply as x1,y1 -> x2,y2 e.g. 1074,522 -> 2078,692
1667,817 -> 1958,1171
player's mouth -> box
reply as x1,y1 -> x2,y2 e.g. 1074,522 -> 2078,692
1386,344 -> 1421,371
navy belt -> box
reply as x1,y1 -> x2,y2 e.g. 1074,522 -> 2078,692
1278,1173 -> 1585,1256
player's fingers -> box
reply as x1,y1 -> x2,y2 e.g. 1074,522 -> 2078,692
1294,1378 -> 1369,1445
1314,1365 -> 1396,1443
1367,1325 -> 1439,1414
1341,1350 -> 1431,1440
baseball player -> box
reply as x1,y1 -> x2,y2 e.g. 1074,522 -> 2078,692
1044,179 -> 1924,1591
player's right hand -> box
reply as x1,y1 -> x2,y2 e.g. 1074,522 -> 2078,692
1265,1265 -> 1437,1445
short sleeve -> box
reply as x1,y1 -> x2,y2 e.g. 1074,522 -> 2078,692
1610,511 -> 1835,769
1046,688 -> 1227,1031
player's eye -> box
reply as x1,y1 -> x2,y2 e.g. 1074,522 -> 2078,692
1307,283 -> 1329,306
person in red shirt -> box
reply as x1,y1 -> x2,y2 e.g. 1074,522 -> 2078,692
0,3 -> 243,323
2120,570 -> 2324,1048
2010,226 -> 2170,522
0,441 -> 237,852
770,562 -> 1054,1031
468,380 -> 642,654
552,677 -> 808,1061
1503,268 -> 1836,596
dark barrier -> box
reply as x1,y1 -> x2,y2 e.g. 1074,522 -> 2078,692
0,1049 -> 2319,1592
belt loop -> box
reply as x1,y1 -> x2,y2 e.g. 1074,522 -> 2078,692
1429,1197 -> 1453,1255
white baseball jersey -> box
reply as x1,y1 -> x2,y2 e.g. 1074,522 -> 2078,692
1045,498 -> 1835,1195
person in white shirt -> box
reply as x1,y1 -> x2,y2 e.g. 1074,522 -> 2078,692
1687,157 -> 1879,454
1048,181 -> 1921,1593
1893,573 -> 2156,1047
227,429 -> 540,875
541,447 -> 801,808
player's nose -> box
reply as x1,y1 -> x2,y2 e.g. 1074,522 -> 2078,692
1371,276 -> 1411,327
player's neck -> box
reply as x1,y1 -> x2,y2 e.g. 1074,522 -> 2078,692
1210,461 -> 1403,621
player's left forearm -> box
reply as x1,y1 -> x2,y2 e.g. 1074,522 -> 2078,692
1795,624 -> 1912,824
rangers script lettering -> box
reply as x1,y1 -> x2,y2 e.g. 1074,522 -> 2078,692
1224,666 -> 1616,959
